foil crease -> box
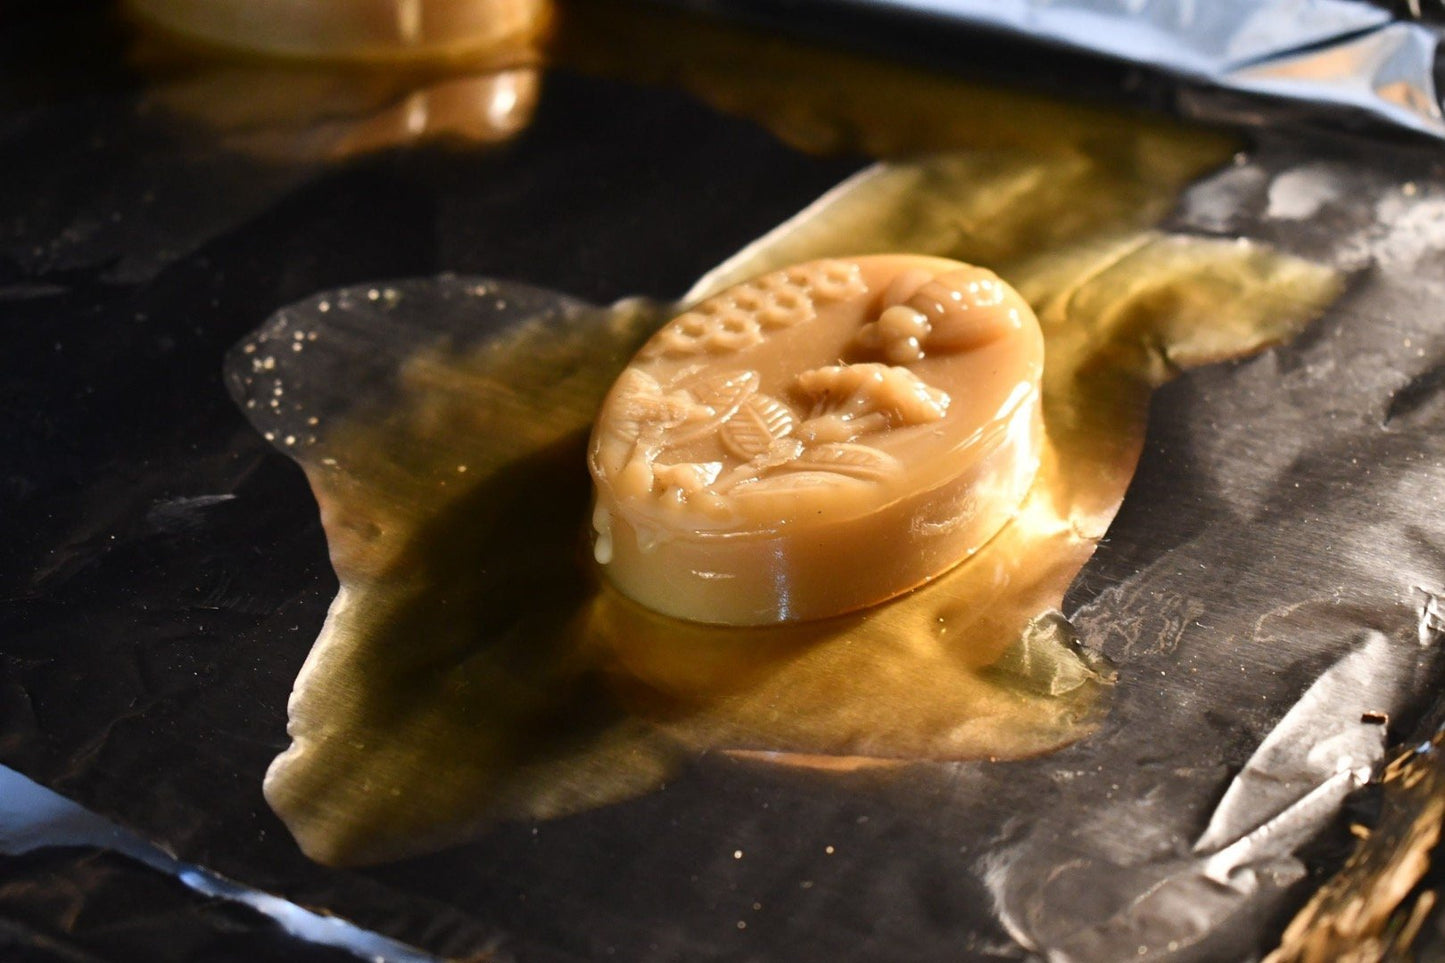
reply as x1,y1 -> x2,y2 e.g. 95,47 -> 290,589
672,132 -> 1445,960
980,133 -> 1445,960
677,0 -> 1445,138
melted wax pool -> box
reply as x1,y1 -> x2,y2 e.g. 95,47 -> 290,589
227,232 -> 1336,866
225,45 -> 1341,863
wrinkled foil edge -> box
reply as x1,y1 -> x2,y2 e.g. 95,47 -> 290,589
668,0 -> 1445,138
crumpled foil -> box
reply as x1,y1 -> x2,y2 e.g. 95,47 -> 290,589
668,0 -> 1445,139
218,132 -> 1445,960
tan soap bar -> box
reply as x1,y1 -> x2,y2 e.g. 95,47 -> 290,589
588,254 -> 1044,625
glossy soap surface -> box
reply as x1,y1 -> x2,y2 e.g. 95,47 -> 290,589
590,255 -> 1044,624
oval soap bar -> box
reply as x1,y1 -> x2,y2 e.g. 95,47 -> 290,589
588,255 -> 1044,625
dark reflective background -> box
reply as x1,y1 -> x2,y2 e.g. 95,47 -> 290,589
9,2 -> 1445,962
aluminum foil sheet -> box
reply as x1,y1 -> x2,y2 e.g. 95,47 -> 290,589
669,0 -> 1445,139
213,133 -> 1445,959
8,4 -> 1445,961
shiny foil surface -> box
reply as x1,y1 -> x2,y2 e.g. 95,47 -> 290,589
666,0 -> 1445,139
7,2 -> 1445,961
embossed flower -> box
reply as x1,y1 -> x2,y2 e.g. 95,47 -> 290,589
794,362 -> 950,442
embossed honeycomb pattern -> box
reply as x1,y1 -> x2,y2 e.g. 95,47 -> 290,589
643,260 -> 867,359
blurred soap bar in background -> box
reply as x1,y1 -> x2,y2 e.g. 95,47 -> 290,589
126,0 -> 549,62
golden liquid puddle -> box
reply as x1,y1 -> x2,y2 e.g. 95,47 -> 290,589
231,12 -> 1344,866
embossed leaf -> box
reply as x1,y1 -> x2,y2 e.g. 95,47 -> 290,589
610,367 -> 660,405
686,370 -> 758,411
607,369 -> 670,440
713,438 -> 804,493
791,442 -> 901,481
719,393 -> 795,459
669,370 -> 759,444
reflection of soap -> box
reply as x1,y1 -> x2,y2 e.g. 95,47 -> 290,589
588,254 -> 1045,625
127,0 -> 546,62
